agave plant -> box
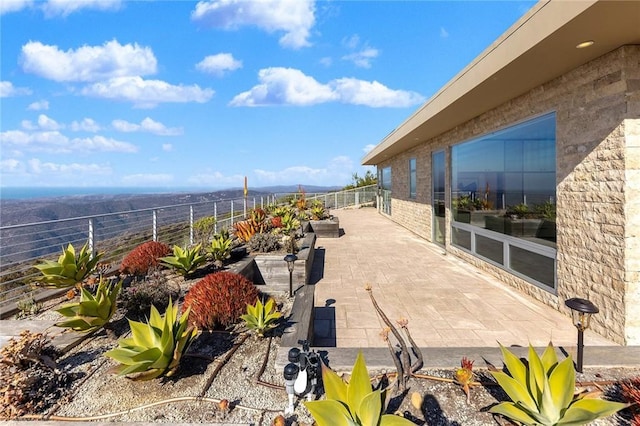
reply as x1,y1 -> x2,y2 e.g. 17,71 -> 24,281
159,243 -> 207,276
240,297 -> 281,337
55,278 -> 121,332
34,243 -> 103,288
208,233 -> 232,268
104,300 -> 197,381
281,211 -> 301,235
304,351 -> 414,426
490,342 -> 628,425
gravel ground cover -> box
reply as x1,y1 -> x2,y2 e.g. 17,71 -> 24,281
2,277 -> 639,425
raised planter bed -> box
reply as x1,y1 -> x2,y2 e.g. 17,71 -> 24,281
227,232 -> 317,294
308,216 -> 340,238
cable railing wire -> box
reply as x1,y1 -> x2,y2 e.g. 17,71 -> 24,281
0,186 -> 376,315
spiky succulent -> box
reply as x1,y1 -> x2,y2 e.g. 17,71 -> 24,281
159,243 -> 207,276
240,297 -> 281,337
55,279 -> 121,332
304,352 -> 414,426
104,300 -> 197,381
490,342 -> 628,425
34,243 -> 103,288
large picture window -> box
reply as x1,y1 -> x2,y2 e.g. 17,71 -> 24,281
451,113 -> 557,290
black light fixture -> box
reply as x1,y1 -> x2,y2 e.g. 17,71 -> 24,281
284,253 -> 297,297
565,297 -> 599,373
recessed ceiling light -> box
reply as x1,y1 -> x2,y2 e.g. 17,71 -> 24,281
576,40 -> 594,49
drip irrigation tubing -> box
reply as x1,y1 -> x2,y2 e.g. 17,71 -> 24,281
20,396 -> 281,422
254,336 -> 285,390
198,332 -> 250,397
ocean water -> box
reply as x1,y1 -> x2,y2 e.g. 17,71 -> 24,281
0,186 -> 204,200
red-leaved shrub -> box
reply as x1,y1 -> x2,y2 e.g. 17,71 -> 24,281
622,377 -> 640,425
182,271 -> 259,329
119,241 -> 171,275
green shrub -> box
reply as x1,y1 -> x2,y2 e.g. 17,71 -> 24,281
119,241 -> 171,276
182,271 -> 259,329
194,216 -> 216,245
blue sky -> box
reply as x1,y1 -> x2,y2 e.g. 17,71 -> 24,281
0,0 -> 535,190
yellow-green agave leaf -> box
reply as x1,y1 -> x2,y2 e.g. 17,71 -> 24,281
303,400 -> 355,426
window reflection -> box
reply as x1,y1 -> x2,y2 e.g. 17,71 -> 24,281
452,113 -> 556,247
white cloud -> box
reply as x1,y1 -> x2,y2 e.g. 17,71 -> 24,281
230,67 -> 424,108
71,135 -> 138,153
20,115 -> 63,131
0,130 -> 138,153
27,100 -> 49,111
82,76 -> 214,108
0,0 -> 33,15
196,53 -> 242,77
440,27 -> 449,38
342,47 -> 379,69
121,173 -> 174,185
0,81 -> 32,97
188,170 -> 244,186
332,78 -> 425,107
20,40 -> 157,82
162,144 -> 173,152
230,67 -> 337,106
0,158 -> 23,173
112,117 -> 183,136
70,118 -> 101,132
363,144 -> 376,154
254,155 -> 354,185
28,158 -> 111,175
41,0 -> 121,18
192,0 -> 315,49
37,114 -> 64,131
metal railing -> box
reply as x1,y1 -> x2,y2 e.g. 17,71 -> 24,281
0,185 -> 376,313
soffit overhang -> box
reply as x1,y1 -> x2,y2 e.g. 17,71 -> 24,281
362,0 -> 640,166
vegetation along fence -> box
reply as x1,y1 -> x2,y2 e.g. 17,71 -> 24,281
0,185 -> 376,315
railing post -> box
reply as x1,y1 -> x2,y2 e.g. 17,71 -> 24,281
355,192 -> 360,208
335,192 -> 338,209
88,218 -> 95,258
253,197 -> 256,210
153,210 -> 158,242
243,198 -> 247,218
214,202 -> 218,234
231,201 -> 234,227
261,196 -> 264,209
189,205 -> 194,246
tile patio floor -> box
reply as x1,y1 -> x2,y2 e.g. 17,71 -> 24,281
311,207 -> 615,350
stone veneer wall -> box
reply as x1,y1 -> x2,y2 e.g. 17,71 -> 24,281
378,45 -> 640,344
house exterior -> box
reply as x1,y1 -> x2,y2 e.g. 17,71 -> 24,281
362,0 -> 640,345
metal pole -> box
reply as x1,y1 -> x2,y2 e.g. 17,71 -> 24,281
88,218 -> 94,258
214,203 -> 218,234
231,201 -> 234,227
153,210 -> 158,242
576,329 -> 585,373
189,205 -> 194,246
289,269 -> 293,298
